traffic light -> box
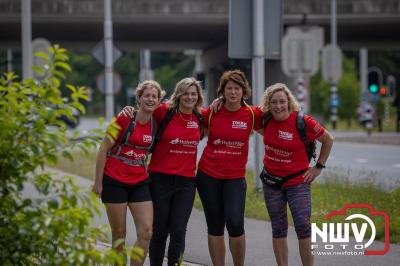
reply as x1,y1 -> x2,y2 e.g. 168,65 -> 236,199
368,69 -> 380,94
379,86 -> 387,97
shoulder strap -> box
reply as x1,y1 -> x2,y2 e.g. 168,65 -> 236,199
244,103 -> 255,131
112,112 -> 137,156
208,110 -> 213,133
193,109 -> 204,140
296,111 -> 307,144
121,112 -> 137,145
262,111 -> 273,128
296,111 -> 316,162
150,108 -> 176,152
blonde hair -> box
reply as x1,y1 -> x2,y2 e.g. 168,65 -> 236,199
217,70 -> 251,102
261,83 -> 300,113
168,77 -> 204,112
136,80 -> 165,106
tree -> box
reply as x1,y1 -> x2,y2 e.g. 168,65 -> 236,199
310,53 -> 360,127
0,45 -> 140,265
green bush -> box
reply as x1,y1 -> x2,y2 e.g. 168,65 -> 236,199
0,45 -> 135,265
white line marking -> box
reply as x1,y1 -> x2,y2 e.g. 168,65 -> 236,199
355,158 -> 368,163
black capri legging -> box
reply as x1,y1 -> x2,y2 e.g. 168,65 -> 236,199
196,170 -> 246,237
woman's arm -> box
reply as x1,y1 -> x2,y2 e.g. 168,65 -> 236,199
315,130 -> 334,167
92,137 -> 114,195
303,130 -> 334,183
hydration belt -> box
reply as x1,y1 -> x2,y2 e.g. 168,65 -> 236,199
259,168 -> 307,189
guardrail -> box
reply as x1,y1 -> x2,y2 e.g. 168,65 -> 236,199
1,0 -> 399,16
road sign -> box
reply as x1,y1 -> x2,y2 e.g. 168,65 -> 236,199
96,70 -> 122,95
31,38 -> 52,80
330,94 -> 340,108
92,40 -> 123,65
228,0 -> 282,59
281,30 -> 319,77
322,44 -> 343,85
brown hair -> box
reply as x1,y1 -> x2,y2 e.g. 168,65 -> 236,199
217,70 -> 251,103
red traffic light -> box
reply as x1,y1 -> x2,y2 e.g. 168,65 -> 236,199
379,86 -> 387,96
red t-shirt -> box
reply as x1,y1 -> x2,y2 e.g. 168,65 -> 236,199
263,111 -> 325,187
148,103 -> 201,178
104,114 -> 153,185
198,105 -> 263,179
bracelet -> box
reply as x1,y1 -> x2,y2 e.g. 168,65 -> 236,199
315,162 -> 326,169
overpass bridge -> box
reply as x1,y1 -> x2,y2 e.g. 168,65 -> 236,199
1,0 -> 400,51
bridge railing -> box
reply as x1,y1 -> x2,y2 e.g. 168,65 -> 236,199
0,0 -> 227,16
284,0 -> 400,14
1,0 -> 399,16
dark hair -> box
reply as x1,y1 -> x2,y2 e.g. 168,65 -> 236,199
216,70 -> 251,102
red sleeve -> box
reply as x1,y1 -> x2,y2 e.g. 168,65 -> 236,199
201,107 -> 211,128
304,115 -> 325,141
153,103 -> 169,124
251,106 -> 264,131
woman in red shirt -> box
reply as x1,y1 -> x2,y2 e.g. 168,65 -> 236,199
148,77 -> 204,266
92,80 -> 164,266
197,70 -> 262,266
119,77 -> 205,266
259,83 -> 333,266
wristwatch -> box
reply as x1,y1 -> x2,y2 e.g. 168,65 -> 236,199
315,162 -> 326,169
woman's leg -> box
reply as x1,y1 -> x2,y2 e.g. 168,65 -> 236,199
149,174 -> 173,266
263,184 -> 289,266
167,177 -> 196,266
286,184 -> 313,266
272,238 -> 288,266
105,203 -> 128,252
129,201 -> 153,266
223,178 -> 247,266
196,171 -> 226,266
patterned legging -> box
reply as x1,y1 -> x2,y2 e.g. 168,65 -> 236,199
263,183 -> 311,239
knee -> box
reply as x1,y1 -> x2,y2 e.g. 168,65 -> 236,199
112,228 -> 126,240
271,220 -> 288,238
170,227 -> 186,240
137,225 -> 153,242
226,219 -> 244,237
152,226 -> 168,241
294,222 -> 311,239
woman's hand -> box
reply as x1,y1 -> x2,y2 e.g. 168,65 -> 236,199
118,106 -> 135,117
303,167 -> 322,183
92,182 -> 103,196
210,97 -> 224,113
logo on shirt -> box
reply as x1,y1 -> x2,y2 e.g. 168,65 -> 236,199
187,121 -> 199,129
143,135 -> 152,143
213,138 -> 244,148
232,120 -> 247,129
278,130 -> 293,141
169,138 -> 199,147
313,124 -> 322,134
124,150 -> 145,159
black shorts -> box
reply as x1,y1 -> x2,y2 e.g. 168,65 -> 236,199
101,175 -> 152,203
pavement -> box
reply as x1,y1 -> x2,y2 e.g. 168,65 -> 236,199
31,168 -> 400,266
